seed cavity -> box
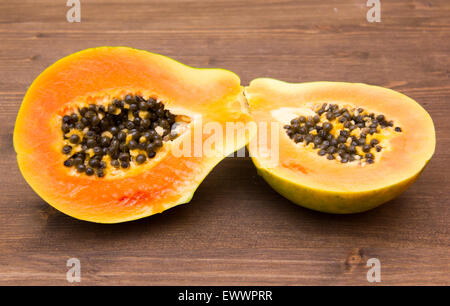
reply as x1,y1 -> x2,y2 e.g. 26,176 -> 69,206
60,94 -> 182,178
284,103 -> 402,165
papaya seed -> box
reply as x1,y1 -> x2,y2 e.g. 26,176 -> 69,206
285,103 -> 401,165
60,94 -> 180,177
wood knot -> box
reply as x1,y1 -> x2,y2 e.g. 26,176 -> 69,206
27,55 -> 41,62
344,248 -> 365,271
39,205 -> 58,221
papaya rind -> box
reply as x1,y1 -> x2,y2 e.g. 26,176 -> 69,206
252,155 -> 426,214
17,148 -> 219,224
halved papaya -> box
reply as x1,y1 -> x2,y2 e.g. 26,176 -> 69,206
245,78 -> 435,213
14,47 -> 252,223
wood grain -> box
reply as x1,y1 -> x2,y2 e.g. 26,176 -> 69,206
0,0 -> 449,285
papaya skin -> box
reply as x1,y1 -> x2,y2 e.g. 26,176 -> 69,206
246,78 -> 435,214
14,47 -> 253,223
253,156 -> 424,214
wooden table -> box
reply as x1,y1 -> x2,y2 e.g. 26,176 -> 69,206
0,0 -> 448,285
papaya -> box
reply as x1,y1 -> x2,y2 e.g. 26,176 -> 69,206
14,47 -> 252,223
245,78 -> 435,213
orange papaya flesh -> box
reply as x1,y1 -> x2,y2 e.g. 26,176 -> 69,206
14,47 -> 252,223
245,79 -> 435,213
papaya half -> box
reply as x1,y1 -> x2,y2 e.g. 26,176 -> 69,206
14,47 -> 252,223
245,78 -> 435,213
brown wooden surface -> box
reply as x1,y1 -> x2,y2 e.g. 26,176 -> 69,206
0,0 -> 449,286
